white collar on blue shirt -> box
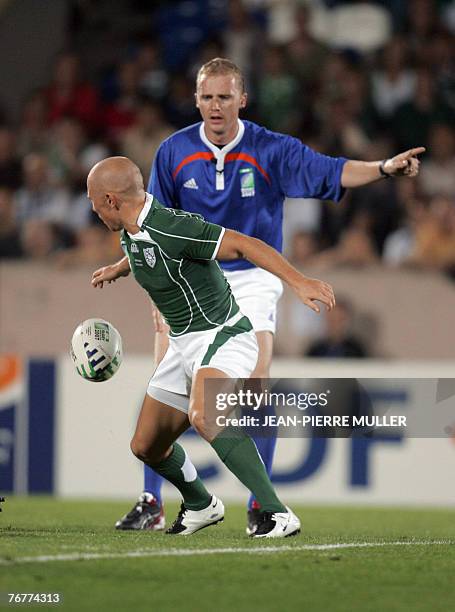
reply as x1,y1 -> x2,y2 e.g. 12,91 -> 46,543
199,119 -> 245,190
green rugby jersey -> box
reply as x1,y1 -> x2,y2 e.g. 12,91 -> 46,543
121,194 -> 239,336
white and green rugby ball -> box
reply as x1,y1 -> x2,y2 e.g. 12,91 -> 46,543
70,318 -> 123,382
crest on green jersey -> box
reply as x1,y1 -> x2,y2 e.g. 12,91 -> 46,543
240,168 -> 255,197
144,247 -> 156,268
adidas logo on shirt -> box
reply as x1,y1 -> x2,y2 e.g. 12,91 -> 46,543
183,178 -> 198,190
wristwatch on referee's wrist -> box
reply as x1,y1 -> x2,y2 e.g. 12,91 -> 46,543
379,159 -> 392,178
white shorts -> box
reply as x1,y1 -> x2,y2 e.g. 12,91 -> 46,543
148,311 -> 258,413
224,268 -> 283,334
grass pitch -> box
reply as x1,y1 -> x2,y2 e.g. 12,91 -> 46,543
0,498 -> 454,612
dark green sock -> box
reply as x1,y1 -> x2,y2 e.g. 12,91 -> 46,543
152,442 -> 212,511
211,431 -> 286,513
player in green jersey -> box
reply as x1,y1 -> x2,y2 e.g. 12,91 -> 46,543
88,156 -> 335,537
119,197 -> 239,336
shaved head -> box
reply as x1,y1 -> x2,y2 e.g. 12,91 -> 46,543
87,156 -> 144,198
87,157 -> 146,232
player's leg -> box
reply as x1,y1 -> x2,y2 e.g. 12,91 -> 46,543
143,337 -> 225,536
142,323 -> 170,505
135,391 -> 224,536
246,330 -> 278,532
189,367 -> 283,511
130,392 -> 223,535
116,327 -> 211,531
226,269 -> 281,533
144,322 -> 169,505
116,392 -> 193,531
137,327 -> 169,520
116,327 -> 169,530
189,365 -> 299,538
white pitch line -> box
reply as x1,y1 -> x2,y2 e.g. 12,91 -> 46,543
0,541 -> 452,566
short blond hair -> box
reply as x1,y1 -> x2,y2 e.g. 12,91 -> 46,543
196,58 -> 245,93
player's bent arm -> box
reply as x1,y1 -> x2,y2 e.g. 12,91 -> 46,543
341,147 -> 425,188
154,327 -> 170,366
91,256 -> 131,288
217,230 -> 335,314
151,302 -> 170,366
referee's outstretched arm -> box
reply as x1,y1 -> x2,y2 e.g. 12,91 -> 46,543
341,146 -> 425,187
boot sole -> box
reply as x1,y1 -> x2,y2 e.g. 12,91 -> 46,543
168,516 -> 225,536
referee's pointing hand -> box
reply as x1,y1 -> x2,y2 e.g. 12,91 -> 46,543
382,147 -> 426,178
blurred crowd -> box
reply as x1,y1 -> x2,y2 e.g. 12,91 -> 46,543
0,0 -> 454,281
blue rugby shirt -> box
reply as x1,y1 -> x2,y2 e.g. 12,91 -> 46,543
148,119 -> 347,271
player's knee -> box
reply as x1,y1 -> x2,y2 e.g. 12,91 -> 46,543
130,437 -> 162,464
250,362 -> 271,378
189,410 -> 212,441
130,436 -> 147,461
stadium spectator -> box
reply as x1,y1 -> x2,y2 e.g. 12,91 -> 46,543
16,90 -> 49,157
282,195 -> 322,253
0,187 -> 23,259
312,209 -> 379,269
288,230 -> 320,267
47,117 -> 109,189
55,225 -> 122,268
45,118 -> 110,234
48,118 -> 95,190
0,127 -> 22,190
188,38 -> 226,83
104,59 -> 141,141
406,194 -> 455,273
371,36 -> 416,119
306,298 -> 369,358
286,3 -> 330,90
137,41 -> 169,102
256,45 -> 299,133
324,1 -> 391,53
419,124 -> 455,198
319,51 -> 353,101
164,74 -> 200,129
341,68 -> 378,143
317,52 -> 377,142
383,197 -> 426,267
15,153 -> 71,227
428,31 -> 455,112
405,0 -> 440,62
119,99 -> 173,180
45,52 -> 100,134
318,96 -> 372,159
392,68 -> 453,152
20,219 -> 61,260
222,0 -> 259,88
335,140 -> 401,254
